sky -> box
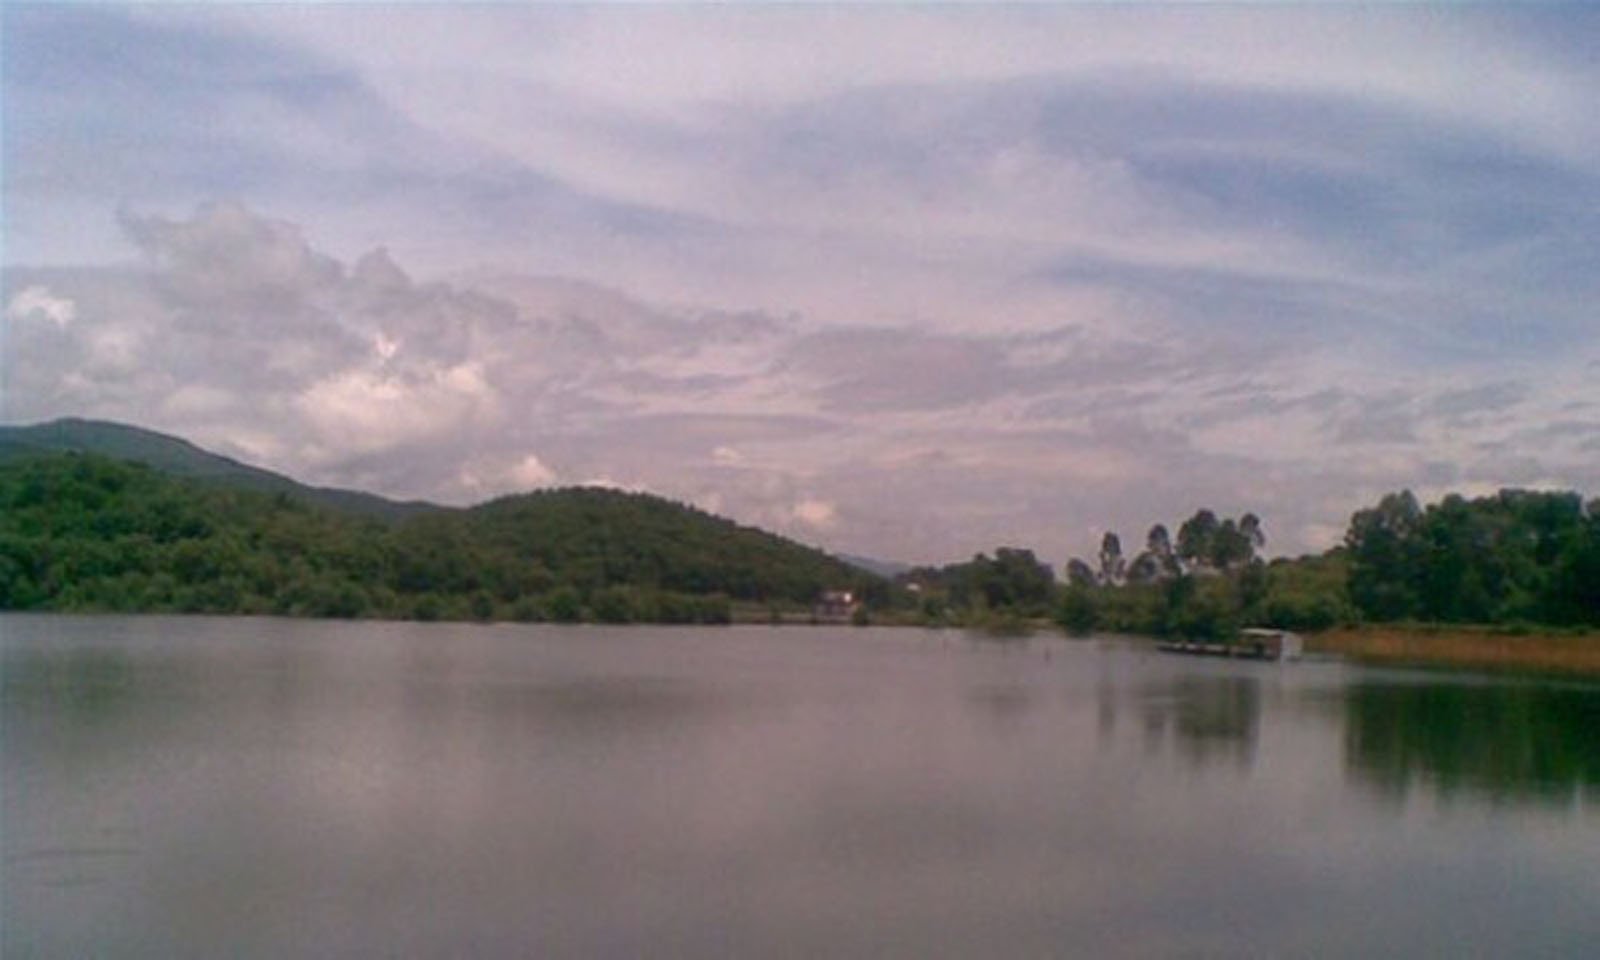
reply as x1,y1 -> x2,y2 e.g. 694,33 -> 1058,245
4,3 -> 1599,568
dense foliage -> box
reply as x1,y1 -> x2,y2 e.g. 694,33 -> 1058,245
1047,509 -> 1325,640
1345,489 -> 1600,626
0,453 -> 877,623
1049,490 -> 1599,639
4,437 -> 1595,636
901,547 -> 1057,628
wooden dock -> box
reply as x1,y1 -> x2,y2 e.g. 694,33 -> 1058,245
1157,629 -> 1303,662
1156,641 -> 1274,660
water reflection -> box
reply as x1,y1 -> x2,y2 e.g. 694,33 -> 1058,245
1344,677 -> 1600,806
966,682 -> 1033,727
6,618 -> 1599,958
3,647 -> 141,722
1092,672 -> 1263,766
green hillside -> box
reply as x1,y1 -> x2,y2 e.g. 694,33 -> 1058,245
0,418 -> 435,519
0,447 -> 879,623
467,488 -> 875,605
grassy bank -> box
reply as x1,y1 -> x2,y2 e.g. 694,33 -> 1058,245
1307,625 -> 1600,677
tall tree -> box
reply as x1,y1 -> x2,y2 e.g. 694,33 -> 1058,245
1065,557 -> 1097,587
1176,509 -> 1220,570
1211,518 -> 1251,569
1147,524 -> 1175,565
1345,490 -> 1424,620
1098,532 -> 1126,586
1240,513 -> 1265,553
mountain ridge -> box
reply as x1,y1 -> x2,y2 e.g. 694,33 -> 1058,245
0,417 -> 438,519
0,418 -> 882,621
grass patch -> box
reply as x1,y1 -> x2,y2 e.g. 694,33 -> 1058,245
1308,625 -> 1600,677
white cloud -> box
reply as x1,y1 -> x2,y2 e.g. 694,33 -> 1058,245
295,361 -> 499,456
791,498 -> 838,531
161,384 -> 236,418
7,7 -> 1600,563
6,286 -> 76,328
456,452 -> 558,498
373,332 -> 399,362
510,454 -> 557,489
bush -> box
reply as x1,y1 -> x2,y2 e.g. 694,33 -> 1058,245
543,586 -> 583,623
1056,586 -> 1099,636
591,587 -> 634,624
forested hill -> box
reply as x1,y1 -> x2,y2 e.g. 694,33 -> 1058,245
0,448 -> 880,623
465,489 -> 870,606
0,418 -> 436,519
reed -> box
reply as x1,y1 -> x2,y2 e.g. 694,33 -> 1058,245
1308,626 -> 1600,676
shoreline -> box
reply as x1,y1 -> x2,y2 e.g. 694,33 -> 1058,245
8,608 -> 1600,678
1305,626 -> 1600,678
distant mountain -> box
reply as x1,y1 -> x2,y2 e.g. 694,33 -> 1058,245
0,418 -> 436,519
838,553 -> 912,579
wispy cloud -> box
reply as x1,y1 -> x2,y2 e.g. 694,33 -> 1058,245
5,5 -> 1598,564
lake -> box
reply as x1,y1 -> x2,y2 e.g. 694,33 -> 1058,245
4,615 -> 1597,957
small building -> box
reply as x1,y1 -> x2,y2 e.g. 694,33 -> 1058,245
814,590 -> 860,623
1240,628 -> 1303,661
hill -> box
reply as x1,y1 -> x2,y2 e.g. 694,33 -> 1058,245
838,552 -> 911,579
0,441 -> 880,623
467,488 -> 873,606
0,418 -> 435,519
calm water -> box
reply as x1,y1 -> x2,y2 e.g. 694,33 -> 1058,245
4,616 -> 1597,957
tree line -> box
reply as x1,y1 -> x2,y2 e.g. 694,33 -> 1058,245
896,493 -> 1597,637
3,450 -> 1595,633
1048,509 -> 1326,639
1344,489 -> 1599,627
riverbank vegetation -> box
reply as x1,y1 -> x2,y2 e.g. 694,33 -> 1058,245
1040,492 -> 1595,636
897,510 -> 1357,639
1307,625 -> 1600,677
3,428 -> 1597,672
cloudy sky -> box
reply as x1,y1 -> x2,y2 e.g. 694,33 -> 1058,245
4,4 -> 1598,567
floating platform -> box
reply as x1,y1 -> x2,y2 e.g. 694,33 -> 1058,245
1157,629 -> 1303,662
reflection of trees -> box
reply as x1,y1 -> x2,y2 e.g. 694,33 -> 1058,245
967,683 -> 1032,729
1135,675 -> 1262,766
4,647 -> 141,724
1345,681 -> 1600,805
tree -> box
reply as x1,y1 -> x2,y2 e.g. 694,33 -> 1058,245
1211,519 -> 1252,569
957,547 -> 1056,615
1177,509 -> 1220,571
1057,585 -> 1099,636
1125,552 -> 1164,584
1345,491 -> 1424,620
543,586 -> 583,623
1343,488 -> 1595,625
1549,506 -> 1600,625
1240,513 -> 1265,553
1147,523 -> 1180,576
1161,574 -> 1196,635
1236,561 -> 1269,619
1098,532 -> 1125,586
